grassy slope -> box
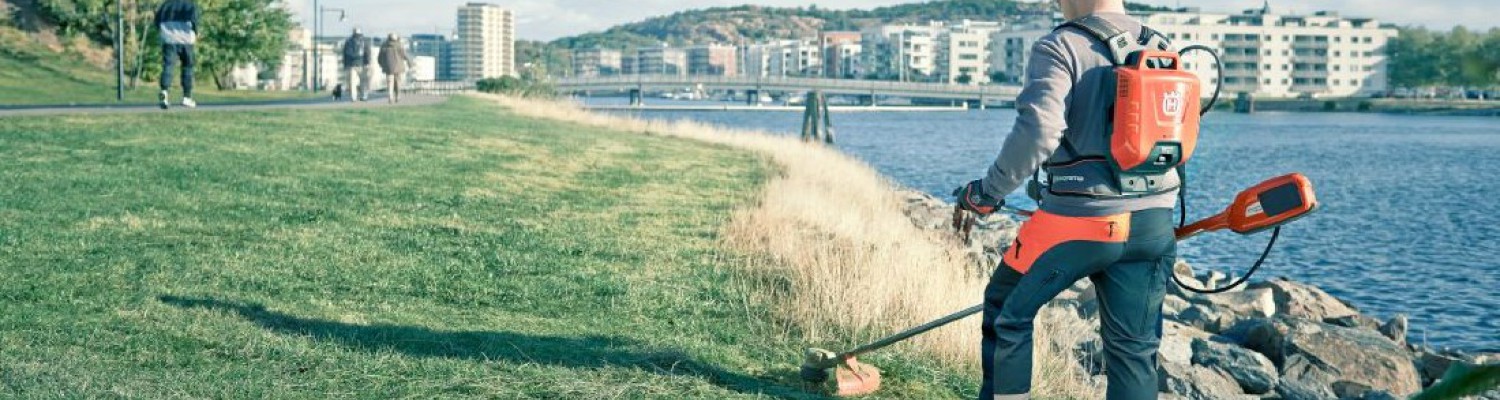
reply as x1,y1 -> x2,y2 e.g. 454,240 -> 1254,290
0,97 -> 975,398
0,27 -> 315,106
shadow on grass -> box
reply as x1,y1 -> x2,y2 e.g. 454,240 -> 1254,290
158,295 -> 817,399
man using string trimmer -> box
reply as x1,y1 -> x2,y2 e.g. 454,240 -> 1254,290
953,0 -> 1201,398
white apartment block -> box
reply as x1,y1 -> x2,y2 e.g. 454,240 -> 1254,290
863,23 -> 943,82
991,6 -> 1395,98
455,3 -> 516,80
1145,6 -> 1397,98
936,20 -> 1003,85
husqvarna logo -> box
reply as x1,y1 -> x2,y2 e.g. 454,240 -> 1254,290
1162,90 -> 1184,117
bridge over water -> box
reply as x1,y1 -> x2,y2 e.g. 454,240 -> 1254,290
554,75 -> 1024,104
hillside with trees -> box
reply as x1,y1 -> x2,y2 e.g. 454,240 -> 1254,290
530,0 -> 1177,76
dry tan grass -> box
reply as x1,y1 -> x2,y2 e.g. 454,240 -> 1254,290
481,94 -> 1098,398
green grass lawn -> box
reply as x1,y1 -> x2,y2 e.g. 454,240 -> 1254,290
0,28 -> 317,107
0,97 -> 975,398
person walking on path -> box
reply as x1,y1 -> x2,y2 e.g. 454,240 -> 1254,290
378,34 -> 410,104
341,28 -> 373,102
155,0 -> 200,109
952,0 -> 1181,398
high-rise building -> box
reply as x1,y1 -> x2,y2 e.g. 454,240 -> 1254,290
454,3 -> 515,80
573,49 -> 623,77
409,33 -> 456,81
687,44 -> 738,76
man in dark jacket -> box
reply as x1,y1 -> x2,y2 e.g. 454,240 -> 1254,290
155,0 -> 200,109
377,34 -> 410,104
342,28 -> 373,102
953,0 -> 1181,398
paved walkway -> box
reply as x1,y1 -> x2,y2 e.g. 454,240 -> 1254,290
0,94 -> 447,117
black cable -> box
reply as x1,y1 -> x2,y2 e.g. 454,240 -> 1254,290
1172,226 -> 1280,294
1178,44 -> 1224,115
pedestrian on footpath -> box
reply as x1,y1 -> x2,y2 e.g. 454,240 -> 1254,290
378,34 -> 410,104
155,0 -> 200,109
341,28 -> 373,102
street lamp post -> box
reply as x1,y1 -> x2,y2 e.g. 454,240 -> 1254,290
115,0 -> 124,101
312,1 -> 347,92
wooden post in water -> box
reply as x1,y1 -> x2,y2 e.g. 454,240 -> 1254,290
1235,92 -> 1256,113
801,91 -> 835,143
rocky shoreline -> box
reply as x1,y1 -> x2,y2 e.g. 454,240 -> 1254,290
900,190 -> 1498,399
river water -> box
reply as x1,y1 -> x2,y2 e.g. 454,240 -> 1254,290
591,98 -> 1499,351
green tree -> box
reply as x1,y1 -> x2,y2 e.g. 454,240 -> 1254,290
34,0 -> 291,90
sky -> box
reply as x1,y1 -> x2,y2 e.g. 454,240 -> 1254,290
284,0 -> 1497,41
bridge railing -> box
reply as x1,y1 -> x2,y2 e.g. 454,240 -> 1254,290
554,75 -> 1022,98
405,81 -> 476,96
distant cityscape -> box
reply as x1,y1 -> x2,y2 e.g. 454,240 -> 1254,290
237,1 -> 1398,99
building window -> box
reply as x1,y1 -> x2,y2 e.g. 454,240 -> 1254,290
1333,79 -> 1341,85
1283,64 -> 1289,71
1334,36 -> 1342,43
1351,79 -> 1360,85
1333,65 -> 1341,71
1212,34 -> 1220,40
1264,78 -> 1272,85
1264,64 -> 1272,70
1282,79 -> 1289,84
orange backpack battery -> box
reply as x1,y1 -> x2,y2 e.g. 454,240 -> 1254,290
1041,15 -> 1211,196
1111,50 -> 1202,190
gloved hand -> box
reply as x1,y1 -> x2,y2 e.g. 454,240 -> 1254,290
952,179 -> 1004,215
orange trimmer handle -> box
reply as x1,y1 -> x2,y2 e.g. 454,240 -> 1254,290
1174,212 -> 1229,240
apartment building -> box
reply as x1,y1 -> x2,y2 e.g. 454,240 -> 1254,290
573,48 -> 623,77
1145,6 -> 1397,97
991,5 -> 1395,97
454,3 -> 516,80
862,23 -> 943,81
409,33 -> 455,81
637,47 -> 688,76
936,20 -> 1003,85
820,31 -> 863,79
988,18 -> 1060,85
687,44 -> 738,76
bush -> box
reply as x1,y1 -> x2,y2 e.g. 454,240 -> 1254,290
475,76 -> 556,98
1323,101 -> 1338,111
1357,101 -> 1373,112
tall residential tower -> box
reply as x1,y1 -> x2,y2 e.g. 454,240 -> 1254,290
454,3 -> 515,80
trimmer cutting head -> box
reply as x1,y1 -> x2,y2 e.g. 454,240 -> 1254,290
800,348 -> 882,396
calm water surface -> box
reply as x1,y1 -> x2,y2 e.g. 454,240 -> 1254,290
596,99 -> 1500,351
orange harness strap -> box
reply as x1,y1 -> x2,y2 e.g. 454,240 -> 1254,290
1002,210 -> 1131,274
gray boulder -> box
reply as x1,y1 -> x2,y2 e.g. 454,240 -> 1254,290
1322,314 -> 1381,330
1243,316 -> 1421,396
1177,304 -> 1231,333
1185,288 -> 1276,320
1377,314 -> 1407,345
1246,278 -> 1358,320
1191,338 -> 1278,394
1158,360 -> 1249,400
1161,320 -> 1213,365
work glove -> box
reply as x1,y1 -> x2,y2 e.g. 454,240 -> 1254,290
952,179 -> 1004,215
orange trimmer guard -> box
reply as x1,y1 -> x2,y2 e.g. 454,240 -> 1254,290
833,357 -> 882,397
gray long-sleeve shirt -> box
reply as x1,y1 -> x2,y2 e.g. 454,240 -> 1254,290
982,12 -> 1178,217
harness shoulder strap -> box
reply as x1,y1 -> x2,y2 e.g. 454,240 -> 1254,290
1057,15 -> 1136,65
